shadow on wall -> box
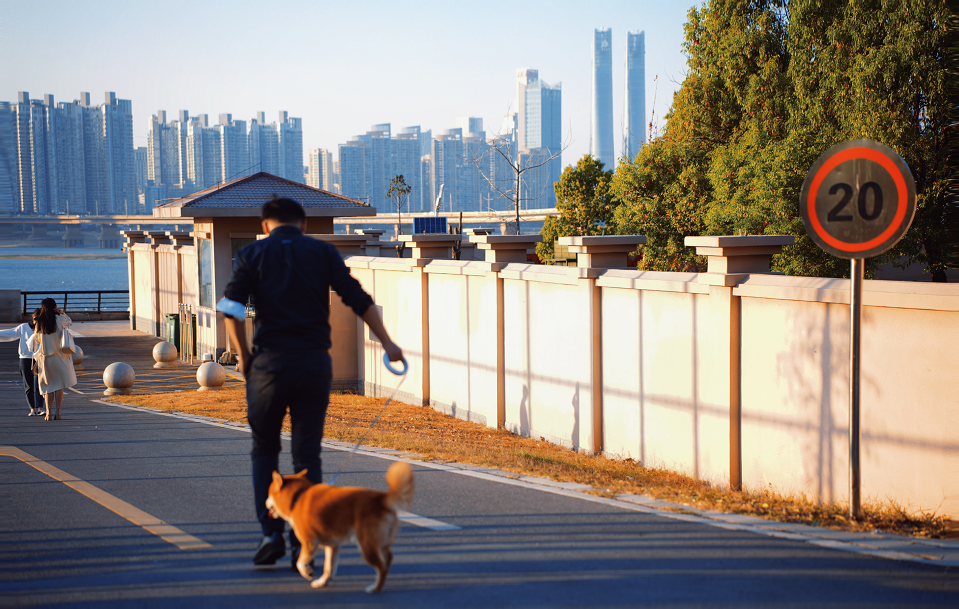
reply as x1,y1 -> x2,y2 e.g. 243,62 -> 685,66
520,384 -> 530,437
770,301 -> 845,503
571,382 -> 579,450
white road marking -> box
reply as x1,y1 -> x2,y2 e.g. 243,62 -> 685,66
397,510 -> 461,531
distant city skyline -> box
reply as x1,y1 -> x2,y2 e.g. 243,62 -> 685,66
2,1 -> 697,172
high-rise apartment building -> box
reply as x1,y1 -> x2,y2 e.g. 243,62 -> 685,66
4,91 -> 135,214
431,130 -> 462,213
623,30 -> 646,161
187,115 -> 222,189
249,112 -> 280,176
95,92 -> 137,214
338,139 -> 367,202
247,111 -> 303,183
0,102 -> 17,213
216,114 -> 248,183
307,148 -> 333,191
516,69 -> 561,207
134,146 -> 147,194
278,111 -> 304,184
390,134 -> 422,212
591,28 -> 614,168
360,124 -> 392,209
147,111 -> 180,187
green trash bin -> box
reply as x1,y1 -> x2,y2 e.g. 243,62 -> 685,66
165,314 -> 179,352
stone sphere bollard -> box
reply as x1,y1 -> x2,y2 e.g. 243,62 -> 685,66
153,341 -> 178,368
196,361 -> 226,391
103,362 -> 135,396
72,345 -> 84,370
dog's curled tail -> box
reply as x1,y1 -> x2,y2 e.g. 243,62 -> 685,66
384,462 -> 414,511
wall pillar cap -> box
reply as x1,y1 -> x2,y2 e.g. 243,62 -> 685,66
397,234 -> 461,259
686,234 -> 795,276
468,234 -> 540,263
558,235 -> 647,249
557,235 -> 646,269
353,228 -> 386,240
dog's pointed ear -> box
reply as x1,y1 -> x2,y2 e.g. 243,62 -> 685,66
272,470 -> 283,485
294,469 -> 308,478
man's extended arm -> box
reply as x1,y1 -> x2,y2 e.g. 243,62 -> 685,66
224,315 -> 251,377
362,306 -> 404,362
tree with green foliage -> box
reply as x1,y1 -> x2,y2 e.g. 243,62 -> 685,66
611,0 -> 954,279
387,175 -> 411,235
387,174 -> 412,257
538,155 -> 617,263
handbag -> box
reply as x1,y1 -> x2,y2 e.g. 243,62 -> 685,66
60,326 -> 76,354
31,358 -> 40,375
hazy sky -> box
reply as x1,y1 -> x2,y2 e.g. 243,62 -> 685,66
3,0 -> 699,169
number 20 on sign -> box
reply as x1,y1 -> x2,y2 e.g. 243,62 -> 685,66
799,139 -> 916,522
800,139 -> 916,259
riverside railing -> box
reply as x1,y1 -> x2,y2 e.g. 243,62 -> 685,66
22,290 -> 129,315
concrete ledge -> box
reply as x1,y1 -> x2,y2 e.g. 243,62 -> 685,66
500,263 -> 603,285
697,273 -> 748,287
733,275 -> 959,311
685,235 -> 795,248
596,270 -> 709,294
344,256 -> 429,271
424,260 -> 508,276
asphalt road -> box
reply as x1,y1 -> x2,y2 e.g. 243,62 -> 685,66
1,344 -> 957,607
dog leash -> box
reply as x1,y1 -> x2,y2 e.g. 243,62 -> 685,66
327,353 -> 408,485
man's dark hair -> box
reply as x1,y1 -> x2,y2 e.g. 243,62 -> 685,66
261,196 -> 306,224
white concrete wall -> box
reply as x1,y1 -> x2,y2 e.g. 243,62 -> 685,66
601,283 -> 727,482
132,247 -> 155,334
502,266 -> 597,451
737,278 -> 959,515
129,242 -> 959,517
347,258 -> 429,407
425,262 -> 500,426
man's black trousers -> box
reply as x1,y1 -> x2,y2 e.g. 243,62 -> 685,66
246,350 -> 332,539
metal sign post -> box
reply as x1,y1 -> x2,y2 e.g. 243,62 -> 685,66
848,257 -> 863,519
800,140 -> 916,521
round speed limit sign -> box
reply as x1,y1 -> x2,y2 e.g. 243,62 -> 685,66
800,140 -> 916,259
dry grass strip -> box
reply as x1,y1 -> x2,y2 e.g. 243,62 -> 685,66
105,387 -> 950,539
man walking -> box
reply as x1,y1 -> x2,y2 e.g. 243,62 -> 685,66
218,197 -> 403,568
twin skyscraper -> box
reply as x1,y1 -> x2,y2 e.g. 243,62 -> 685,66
591,28 -> 646,169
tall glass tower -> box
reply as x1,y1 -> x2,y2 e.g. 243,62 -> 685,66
591,28 -> 614,169
516,68 -> 562,207
623,30 -> 646,161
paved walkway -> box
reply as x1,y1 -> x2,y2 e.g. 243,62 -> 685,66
1,322 -> 957,607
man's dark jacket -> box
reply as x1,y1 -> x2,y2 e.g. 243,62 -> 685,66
223,224 -> 374,353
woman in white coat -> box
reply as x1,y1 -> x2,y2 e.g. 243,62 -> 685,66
0,308 -> 43,416
30,298 -> 76,421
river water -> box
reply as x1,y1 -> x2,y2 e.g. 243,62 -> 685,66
0,246 -> 128,292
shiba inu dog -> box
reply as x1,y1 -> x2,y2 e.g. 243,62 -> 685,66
265,462 -> 414,594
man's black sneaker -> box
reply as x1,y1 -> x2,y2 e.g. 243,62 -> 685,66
253,532 -> 285,565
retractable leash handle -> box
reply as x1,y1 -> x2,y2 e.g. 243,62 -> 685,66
383,353 -> 408,376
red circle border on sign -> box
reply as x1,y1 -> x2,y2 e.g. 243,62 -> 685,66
806,147 -> 908,253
